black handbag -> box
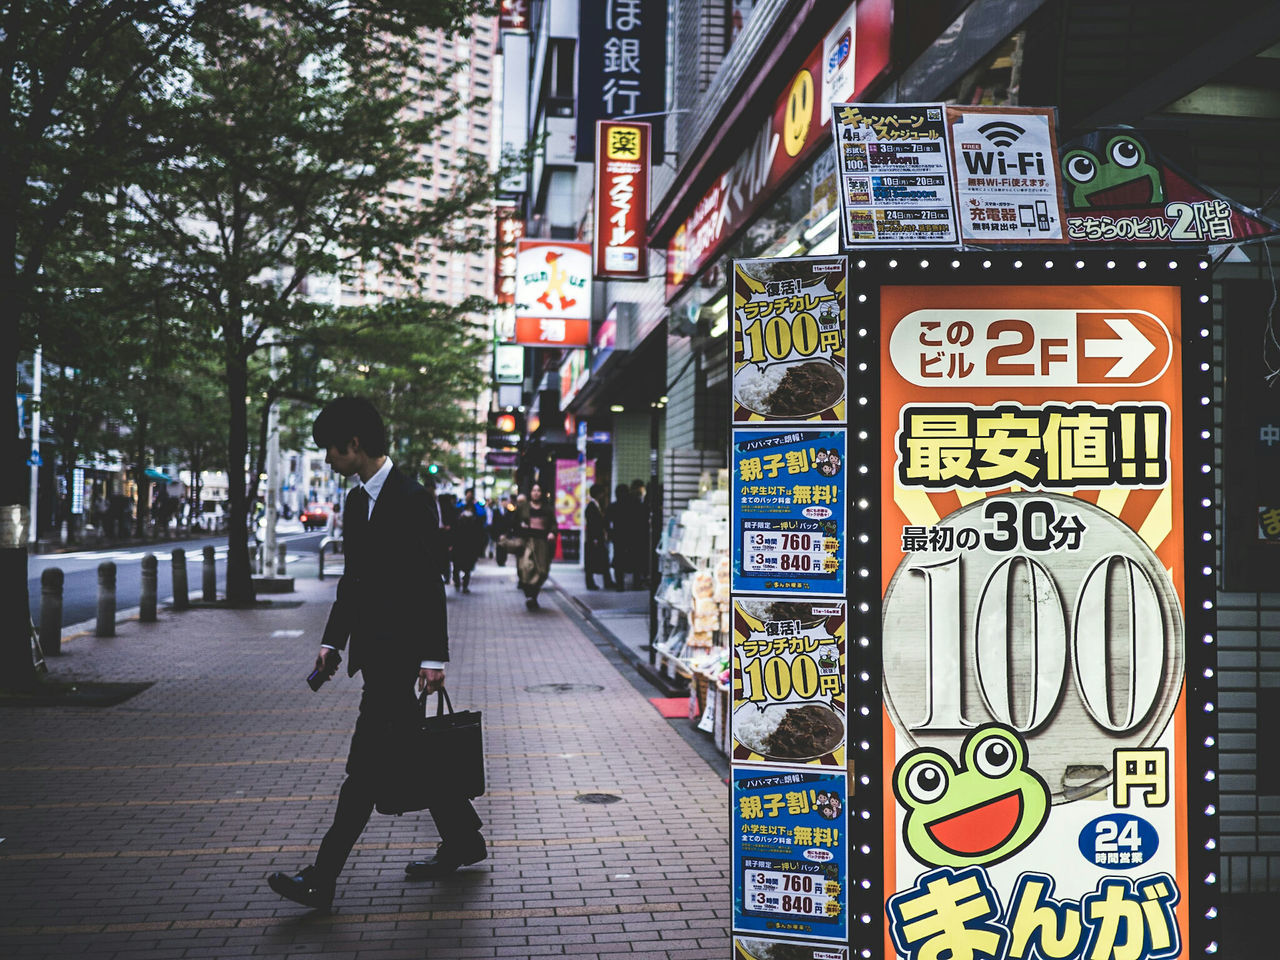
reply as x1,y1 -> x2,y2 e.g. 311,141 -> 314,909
376,687 -> 485,816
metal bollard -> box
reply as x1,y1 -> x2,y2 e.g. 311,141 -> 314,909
171,548 -> 189,610
318,541 -> 327,580
276,542 -> 287,576
202,545 -> 217,601
96,561 -> 117,637
140,553 -> 157,622
40,567 -> 64,656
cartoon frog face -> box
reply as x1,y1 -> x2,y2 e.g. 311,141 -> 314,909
1061,133 -> 1163,208
893,725 -> 1049,868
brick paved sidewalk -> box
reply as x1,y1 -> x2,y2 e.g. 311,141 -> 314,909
0,560 -> 730,959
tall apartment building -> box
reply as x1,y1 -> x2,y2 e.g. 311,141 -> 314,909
317,14 -> 499,308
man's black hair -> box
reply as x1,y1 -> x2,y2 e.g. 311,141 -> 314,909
312,397 -> 388,458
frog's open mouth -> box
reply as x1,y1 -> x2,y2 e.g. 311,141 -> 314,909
1082,176 -> 1160,208
924,790 -> 1023,857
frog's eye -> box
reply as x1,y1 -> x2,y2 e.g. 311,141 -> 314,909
1064,152 -> 1096,184
905,760 -> 949,804
973,734 -> 1017,778
1109,137 -> 1143,169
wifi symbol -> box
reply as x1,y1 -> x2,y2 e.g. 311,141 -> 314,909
978,120 -> 1026,148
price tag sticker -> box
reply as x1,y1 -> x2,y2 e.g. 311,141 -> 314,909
741,525 -> 834,576
742,868 -> 841,920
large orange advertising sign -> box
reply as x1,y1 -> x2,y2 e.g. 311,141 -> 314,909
879,284 -> 1192,959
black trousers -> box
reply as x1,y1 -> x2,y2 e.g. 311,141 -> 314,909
315,667 -> 482,881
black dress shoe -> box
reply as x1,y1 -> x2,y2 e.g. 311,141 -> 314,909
405,836 -> 487,880
267,866 -> 335,911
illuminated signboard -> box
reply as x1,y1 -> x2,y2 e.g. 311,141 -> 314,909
513,239 -> 592,347
876,274 -> 1215,960
576,0 -> 666,162
594,121 -> 650,278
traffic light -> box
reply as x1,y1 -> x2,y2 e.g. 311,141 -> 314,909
487,409 -> 524,449
428,464 -> 439,475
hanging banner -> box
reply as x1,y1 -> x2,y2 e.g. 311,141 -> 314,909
594,121 -> 651,278
1061,128 -> 1280,244
879,283 -> 1190,960
513,239 -> 592,347
554,458 -> 594,531
732,599 -> 846,769
946,105 -> 1068,244
732,257 -> 847,424
732,768 -> 849,942
732,429 -> 846,597
576,0 -> 666,162
831,103 -> 959,247
495,205 -> 524,310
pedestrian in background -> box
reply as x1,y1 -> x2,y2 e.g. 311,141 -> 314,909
583,483 -> 613,591
628,479 -> 650,590
267,397 -> 484,913
491,490 -> 518,567
437,492 -> 458,590
515,482 -> 557,610
451,487 -> 485,593
606,483 -> 632,591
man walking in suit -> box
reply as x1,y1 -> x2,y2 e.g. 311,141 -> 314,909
268,397 -> 485,912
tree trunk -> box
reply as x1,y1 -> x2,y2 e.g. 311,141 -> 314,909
224,346 -> 255,604
133,414 -> 150,539
0,264 -> 40,690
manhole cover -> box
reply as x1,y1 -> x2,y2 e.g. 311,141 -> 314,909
524,683 -> 605,694
575,793 -> 622,804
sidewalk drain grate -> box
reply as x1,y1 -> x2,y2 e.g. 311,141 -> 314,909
524,683 -> 605,694
575,793 -> 622,804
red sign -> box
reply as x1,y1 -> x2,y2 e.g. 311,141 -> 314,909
1061,128 -> 1280,244
665,0 -> 892,300
499,0 -> 529,31
514,316 -> 591,347
594,121 -> 651,279
495,205 -> 524,309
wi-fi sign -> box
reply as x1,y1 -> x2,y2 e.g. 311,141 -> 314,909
978,120 -> 1026,147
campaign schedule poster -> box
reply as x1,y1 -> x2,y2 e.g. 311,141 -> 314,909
732,599 -> 847,768
831,103 -> 958,246
732,429 -> 847,596
733,768 -> 849,943
732,257 -> 848,424
879,284 -> 1189,960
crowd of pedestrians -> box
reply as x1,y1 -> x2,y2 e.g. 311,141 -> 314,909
424,477 -> 655,612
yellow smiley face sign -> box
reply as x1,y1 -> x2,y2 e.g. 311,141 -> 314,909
783,68 -> 814,158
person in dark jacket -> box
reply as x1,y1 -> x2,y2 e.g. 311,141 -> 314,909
451,488 -> 486,593
267,398 -> 484,913
583,483 -> 614,590
606,483 -> 632,591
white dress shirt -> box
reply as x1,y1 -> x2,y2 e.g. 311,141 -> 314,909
322,457 -> 446,671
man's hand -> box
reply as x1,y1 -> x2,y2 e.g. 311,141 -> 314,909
315,647 -> 336,674
418,667 -> 445,694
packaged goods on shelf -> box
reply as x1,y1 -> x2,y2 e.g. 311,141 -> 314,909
654,488 -> 733,752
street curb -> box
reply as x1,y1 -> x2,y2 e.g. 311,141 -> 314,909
559,590 -> 688,698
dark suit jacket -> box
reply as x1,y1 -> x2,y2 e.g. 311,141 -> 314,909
321,465 -> 449,677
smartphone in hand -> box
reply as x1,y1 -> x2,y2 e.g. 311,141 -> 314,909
307,651 -> 342,691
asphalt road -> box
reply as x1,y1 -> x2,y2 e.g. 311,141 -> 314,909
26,530 -> 326,628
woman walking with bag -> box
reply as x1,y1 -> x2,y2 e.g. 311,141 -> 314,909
515,483 -> 558,610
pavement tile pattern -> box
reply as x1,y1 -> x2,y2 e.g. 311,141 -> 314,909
0,560 -> 731,959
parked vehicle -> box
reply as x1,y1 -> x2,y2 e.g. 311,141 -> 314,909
301,502 -> 332,531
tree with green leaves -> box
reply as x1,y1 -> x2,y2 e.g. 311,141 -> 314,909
129,5 -> 499,602
3,0 -> 498,688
